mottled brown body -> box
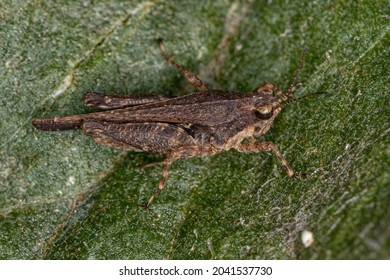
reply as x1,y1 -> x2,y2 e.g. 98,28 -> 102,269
33,39 -> 323,208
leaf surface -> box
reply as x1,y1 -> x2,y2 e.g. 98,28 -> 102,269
1,0 -> 389,259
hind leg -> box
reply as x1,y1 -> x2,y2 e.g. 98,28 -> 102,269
82,121 -> 212,208
157,38 -> 208,91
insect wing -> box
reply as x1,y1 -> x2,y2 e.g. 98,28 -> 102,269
89,90 -> 252,126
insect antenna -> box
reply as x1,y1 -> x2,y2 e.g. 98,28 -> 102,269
281,91 -> 327,108
287,49 -> 308,97
276,49 -> 326,108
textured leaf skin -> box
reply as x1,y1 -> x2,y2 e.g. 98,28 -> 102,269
0,0 -> 389,259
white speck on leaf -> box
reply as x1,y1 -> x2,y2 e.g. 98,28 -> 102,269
67,176 -> 76,186
326,49 -> 333,60
301,230 -> 315,247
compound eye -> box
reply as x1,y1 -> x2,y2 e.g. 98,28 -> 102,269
255,104 -> 273,119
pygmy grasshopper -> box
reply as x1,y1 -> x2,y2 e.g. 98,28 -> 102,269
33,39 -> 323,209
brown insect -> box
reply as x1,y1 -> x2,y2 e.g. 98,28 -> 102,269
33,38 -> 324,209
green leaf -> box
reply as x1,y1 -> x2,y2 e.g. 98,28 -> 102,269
1,0 -> 389,259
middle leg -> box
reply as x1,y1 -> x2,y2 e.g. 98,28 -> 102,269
145,160 -> 173,209
144,145 -> 217,209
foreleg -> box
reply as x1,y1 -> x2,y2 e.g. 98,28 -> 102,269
236,141 -> 306,178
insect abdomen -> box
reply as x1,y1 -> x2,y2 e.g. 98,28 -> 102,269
32,116 -> 84,131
